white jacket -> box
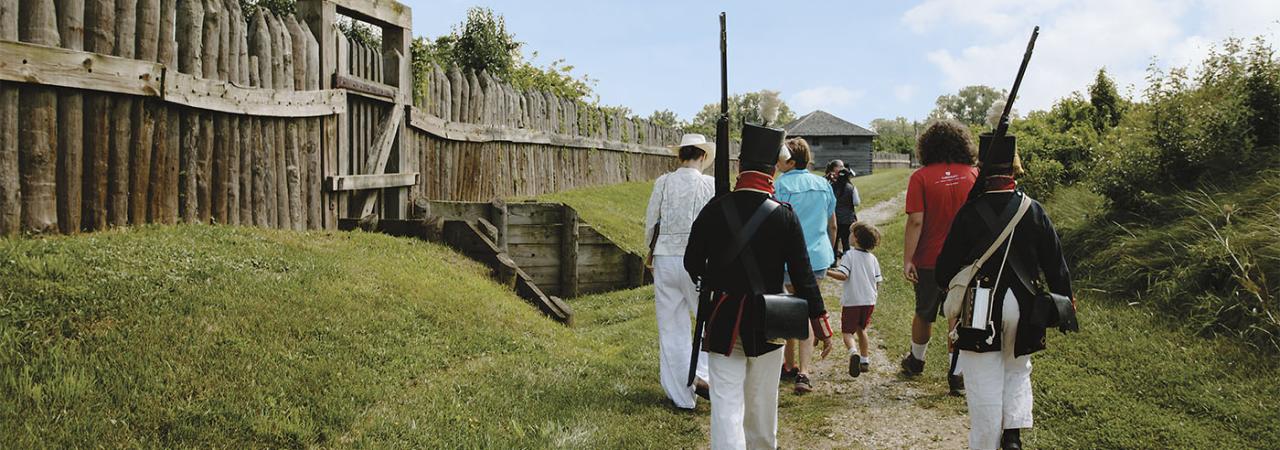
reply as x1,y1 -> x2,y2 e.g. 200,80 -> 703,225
644,167 -> 715,256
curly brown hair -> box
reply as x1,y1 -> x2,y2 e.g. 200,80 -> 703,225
916,119 -> 977,166
851,221 -> 880,251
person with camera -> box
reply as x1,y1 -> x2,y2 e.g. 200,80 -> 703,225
830,166 -> 861,262
935,134 -> 1075,450
684,124 -> 833,449
644,133 -> 716,410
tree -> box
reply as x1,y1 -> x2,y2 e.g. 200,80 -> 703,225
648,109 -> 683,128
687,91 -> 796,141
869,117 -> 918,154
413,7 -> 597,101
929,85 -> 1006,126
1088,68 -> 1124,131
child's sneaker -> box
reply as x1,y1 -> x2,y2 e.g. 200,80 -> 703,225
860,357 -> 870,373
848,354 -> 861,378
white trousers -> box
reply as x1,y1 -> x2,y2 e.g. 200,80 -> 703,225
654,256 -> 709,409
958,291 -> 1034,450
709,341 -> 784,450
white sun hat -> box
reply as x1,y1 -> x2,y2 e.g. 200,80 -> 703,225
668,133 -> 717,162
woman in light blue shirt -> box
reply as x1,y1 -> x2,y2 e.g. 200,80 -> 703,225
774,137 -> 837,394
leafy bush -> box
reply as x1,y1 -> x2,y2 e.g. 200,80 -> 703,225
1091,38 -> 1280,213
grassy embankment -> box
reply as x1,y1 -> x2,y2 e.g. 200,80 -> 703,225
0,226 -> 702,448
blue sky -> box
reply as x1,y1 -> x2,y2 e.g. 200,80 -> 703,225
404,0 -> 1280,129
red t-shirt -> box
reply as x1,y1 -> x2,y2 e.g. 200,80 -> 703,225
905,163 -> 978,269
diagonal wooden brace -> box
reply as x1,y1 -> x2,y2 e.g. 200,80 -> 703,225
358,103 -> 405,218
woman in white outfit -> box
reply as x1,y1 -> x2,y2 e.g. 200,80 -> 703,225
644,133 -> 716,410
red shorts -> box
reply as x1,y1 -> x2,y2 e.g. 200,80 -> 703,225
840,305 -> 875,333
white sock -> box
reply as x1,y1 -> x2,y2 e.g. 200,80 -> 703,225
861,355 -> 870,364
910,342 -> 928,360
849,348 -> 859,357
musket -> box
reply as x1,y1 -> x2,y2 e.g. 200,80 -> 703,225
714,12 -> 730,197
690,12 -> 729,388
993,26 -> 1039,137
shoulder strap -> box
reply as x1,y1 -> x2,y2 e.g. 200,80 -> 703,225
718,198 -> 780,268
969,194 -> 1031,273
976,195 -> 1038,295
720,198 -> 779,295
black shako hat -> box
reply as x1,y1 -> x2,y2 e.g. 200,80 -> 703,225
739,123 -> 787,168
978,133 -> 1018,169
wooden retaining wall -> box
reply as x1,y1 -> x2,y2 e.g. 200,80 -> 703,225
418,199 -> 645,298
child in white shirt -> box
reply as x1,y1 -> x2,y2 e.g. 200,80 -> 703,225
826,222 -> 883,378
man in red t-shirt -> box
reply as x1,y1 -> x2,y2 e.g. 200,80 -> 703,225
901,119 -> 978,383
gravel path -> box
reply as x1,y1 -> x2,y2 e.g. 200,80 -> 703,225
776,189 -> 969,449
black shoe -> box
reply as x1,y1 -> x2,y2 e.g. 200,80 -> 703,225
1001,429 -> 1022,449
695,379 -> 711,401
781,365 -> 799,380
794,374 -> 814,394
900,353 -> 925,375
848,354 -> 861,378
948,374 -> 965,396
860,361 -> 870,373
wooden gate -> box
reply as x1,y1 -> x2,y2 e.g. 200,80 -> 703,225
298,0 -> 416,223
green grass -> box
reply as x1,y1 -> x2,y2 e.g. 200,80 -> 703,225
0,226 -> 700,448
864,201 -> 1280,448
535,180 -> 655,254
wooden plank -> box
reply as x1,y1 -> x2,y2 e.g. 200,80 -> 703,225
0,41 -> 344,117
164,70 -> 345,117
505,223 -> 561,244
408,106 -> 673,156
579,243 -> 628,267
506,242 -> 561,267
329,0 -> 411,29
506,202 -> 563,225
0,38 -> 161,97
334,72 -> 395,100
324,172 -> 417,191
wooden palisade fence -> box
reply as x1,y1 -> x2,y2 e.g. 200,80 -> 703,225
0,0 -> 688,237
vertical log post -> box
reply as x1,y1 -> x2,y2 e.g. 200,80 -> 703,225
0,0 -> 16,236
18,0 -> 61,233
82,0 -> 115,230
301,19 -> 321,229
266,13 -> 288,229
106,0 -> 135,227
150,0 -> 176,224
130,0 -> 159,225
54,0 -> 84,233
283,14 -> 304,229
560,205 -> 579,298
196,0 -> 218,224
175,0 -> 200,222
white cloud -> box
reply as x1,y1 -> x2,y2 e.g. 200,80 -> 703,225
905,0 -> 1278,113
894,84 -> 917,102
789,86 -> 866,114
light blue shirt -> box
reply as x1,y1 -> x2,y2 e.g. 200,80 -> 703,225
775,169 -> 837,270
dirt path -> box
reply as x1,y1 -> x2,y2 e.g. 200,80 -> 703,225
781,191 -> 968,449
